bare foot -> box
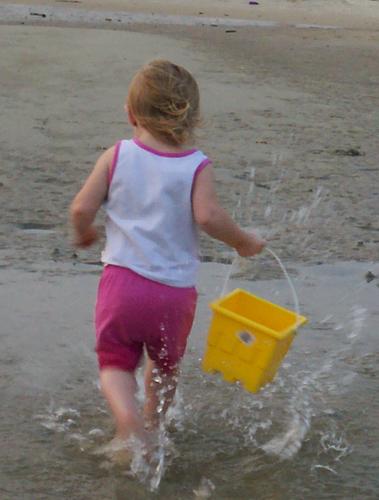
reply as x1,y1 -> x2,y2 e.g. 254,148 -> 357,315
93,437 -> 132,467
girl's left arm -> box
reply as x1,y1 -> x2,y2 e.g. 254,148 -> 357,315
70,146 -> 115,248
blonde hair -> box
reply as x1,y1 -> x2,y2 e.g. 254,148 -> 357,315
127,60 -> 201,147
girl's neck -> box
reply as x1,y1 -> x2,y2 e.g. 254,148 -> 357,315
134,127 -> 190,154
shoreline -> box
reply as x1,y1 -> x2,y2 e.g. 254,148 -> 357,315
0,3 -> 337,31
0,1 -> 378,31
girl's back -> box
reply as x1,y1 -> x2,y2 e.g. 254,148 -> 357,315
102,138 -> 210,287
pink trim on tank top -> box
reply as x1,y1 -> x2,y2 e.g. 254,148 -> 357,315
109,141 -> 122,184
194,158 -> 212,179
191,158 -> 212,201
133,137 -> 197,158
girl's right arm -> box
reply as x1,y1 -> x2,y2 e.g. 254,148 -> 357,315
192,165 -> 265,257
70,146 -> 114,248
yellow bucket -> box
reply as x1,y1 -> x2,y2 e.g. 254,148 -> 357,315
202,288 -> 307,393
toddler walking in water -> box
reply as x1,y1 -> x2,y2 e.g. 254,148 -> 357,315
70,60 -> 265,454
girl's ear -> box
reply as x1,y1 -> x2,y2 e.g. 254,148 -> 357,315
125,104 -> 138,127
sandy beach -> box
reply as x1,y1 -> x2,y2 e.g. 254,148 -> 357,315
0,0 -> 378,270
1,2 -> 379,497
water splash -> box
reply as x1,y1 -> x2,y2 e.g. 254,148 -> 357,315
262,411 -> 310,460
217,243 -> 310,460
289,186 -> 324,226
128,421 -> 177,492
34,368 -> 182,491
193,477 -> 216,499
311,464 -> 338,475
264,205 -> 272,218
128,367 -> 182,491
35,405 -> 80,433
260,304 -> 367,460
319,430 -> 352,462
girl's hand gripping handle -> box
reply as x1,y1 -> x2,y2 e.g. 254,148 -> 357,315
235,232 -> 266,257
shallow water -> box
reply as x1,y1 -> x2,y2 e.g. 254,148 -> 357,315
1,260 -> 378,498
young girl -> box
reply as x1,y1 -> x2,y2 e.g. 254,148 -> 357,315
70,60 -> 265,452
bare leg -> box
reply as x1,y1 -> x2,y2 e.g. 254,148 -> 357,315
144,357 -> 178,430
100,368 -> 146,443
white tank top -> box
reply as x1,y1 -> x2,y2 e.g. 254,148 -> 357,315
101,138 -> 210,287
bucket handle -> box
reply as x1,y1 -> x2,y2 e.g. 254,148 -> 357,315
265,247 -> 301,322
222,246 -> 302,325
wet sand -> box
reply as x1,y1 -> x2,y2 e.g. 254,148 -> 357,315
0,4 -> 378,269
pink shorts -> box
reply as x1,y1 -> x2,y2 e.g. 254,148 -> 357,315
95,265 -> 197,373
